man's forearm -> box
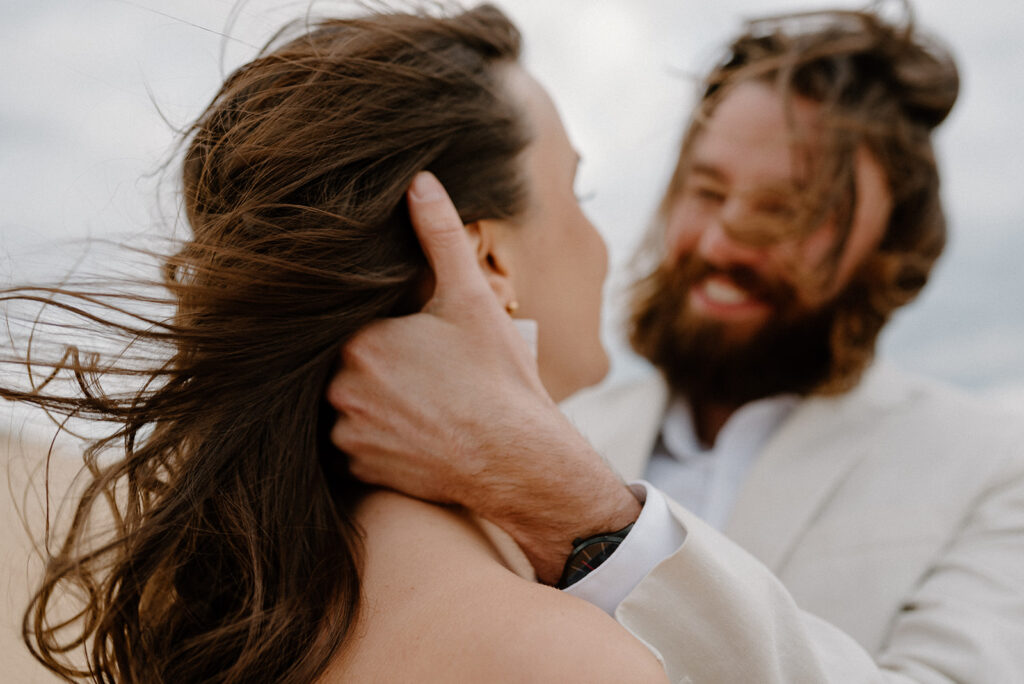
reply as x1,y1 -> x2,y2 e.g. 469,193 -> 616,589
460,409 -> 642,584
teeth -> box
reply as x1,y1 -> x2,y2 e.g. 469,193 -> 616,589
702,277 -> 749,304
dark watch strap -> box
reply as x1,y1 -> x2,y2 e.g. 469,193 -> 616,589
556,522 -> 635,589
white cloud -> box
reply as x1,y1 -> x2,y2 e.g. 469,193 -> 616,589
981,383 -> 1024,416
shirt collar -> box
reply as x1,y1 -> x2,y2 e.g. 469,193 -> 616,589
659,394 -> 800,464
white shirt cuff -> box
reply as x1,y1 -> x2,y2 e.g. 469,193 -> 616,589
563,481 -> 687,615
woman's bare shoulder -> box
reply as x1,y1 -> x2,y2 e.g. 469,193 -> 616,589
321,490 -> 666,683
448,580 -> 669,683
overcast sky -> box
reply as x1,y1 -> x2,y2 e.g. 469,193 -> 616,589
1,0 -> 1022,403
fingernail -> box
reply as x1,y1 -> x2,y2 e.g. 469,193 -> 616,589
408,172 -> 444,201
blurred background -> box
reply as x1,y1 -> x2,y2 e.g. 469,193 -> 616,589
2,0 -> 1022,408
0,4 -> 1020,675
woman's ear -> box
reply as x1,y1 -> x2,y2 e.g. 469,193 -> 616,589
464,219 -> 519,311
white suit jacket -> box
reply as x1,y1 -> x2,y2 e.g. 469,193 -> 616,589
562,362 -> 1024,682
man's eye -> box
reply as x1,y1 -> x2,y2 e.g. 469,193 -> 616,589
692,186 -> 725,203
756,199 -> 798,219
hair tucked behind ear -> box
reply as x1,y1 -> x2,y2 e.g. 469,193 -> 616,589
3,4 -> 530,682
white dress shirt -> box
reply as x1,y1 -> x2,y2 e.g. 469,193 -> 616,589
646,394 -> 798,530
566,394 -> 798,614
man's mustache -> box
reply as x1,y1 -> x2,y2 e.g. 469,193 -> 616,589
657,256 -> 798,311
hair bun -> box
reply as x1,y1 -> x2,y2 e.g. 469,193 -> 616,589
891,38 -> 959,129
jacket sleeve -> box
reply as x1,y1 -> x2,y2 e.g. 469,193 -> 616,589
615,467 -> 1024,683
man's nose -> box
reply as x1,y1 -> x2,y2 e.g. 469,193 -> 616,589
695,215 -> 767,269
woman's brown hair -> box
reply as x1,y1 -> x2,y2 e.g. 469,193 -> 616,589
2,4 -> 530,682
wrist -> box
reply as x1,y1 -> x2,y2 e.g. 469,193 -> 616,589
466,412 -> 642,583
506,483 -> 641,585
557,520 -> 636,589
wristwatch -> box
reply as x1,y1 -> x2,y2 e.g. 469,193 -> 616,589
556,522 -> 635,589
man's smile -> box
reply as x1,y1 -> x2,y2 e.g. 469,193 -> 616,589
689,274 -> 773,321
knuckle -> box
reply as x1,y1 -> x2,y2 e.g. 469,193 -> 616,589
340,321 -> 394,367
429,222 -> 464,248
329,419 -> 351,450
325,381 -> 354,411
324,377 -> 344,408
340,339 -> 367,367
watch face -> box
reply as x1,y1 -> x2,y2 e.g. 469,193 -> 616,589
559,538 -> 620,588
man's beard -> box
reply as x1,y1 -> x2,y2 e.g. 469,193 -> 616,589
629,255 -> 865,406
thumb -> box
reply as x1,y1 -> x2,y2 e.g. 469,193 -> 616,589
407,172 -> 493,306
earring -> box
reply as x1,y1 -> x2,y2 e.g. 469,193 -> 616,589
505,300 -> 520,315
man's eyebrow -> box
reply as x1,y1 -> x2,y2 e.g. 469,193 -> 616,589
690,161 -> 804,194
688,162 -> 727,182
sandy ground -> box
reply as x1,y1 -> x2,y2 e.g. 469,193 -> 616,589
2,427 -> 82,682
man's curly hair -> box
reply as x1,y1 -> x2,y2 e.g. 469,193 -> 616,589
632,2 -> 959,395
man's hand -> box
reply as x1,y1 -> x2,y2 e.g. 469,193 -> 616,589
327,172 -> 640,583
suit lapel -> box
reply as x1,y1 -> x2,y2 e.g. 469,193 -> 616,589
560,368 -> 669,481
723,364 -> 914,572
613,374 -> 670,480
